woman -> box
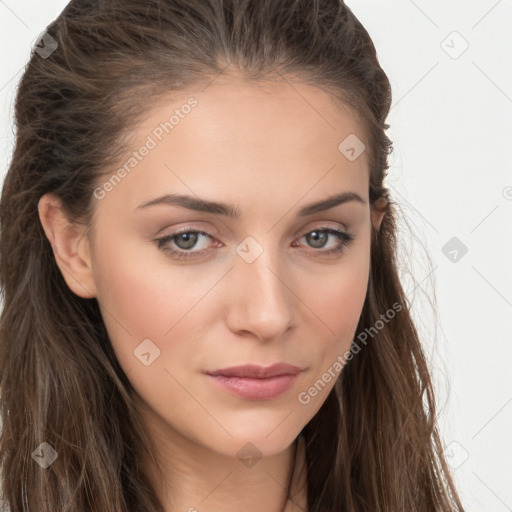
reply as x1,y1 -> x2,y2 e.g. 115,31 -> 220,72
0,0 -> 465,510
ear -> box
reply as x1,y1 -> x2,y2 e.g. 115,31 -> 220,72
37,193 -> 97,299
370,196 -> 388,231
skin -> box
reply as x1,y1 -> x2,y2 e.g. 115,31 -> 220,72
38,76 -> 385,512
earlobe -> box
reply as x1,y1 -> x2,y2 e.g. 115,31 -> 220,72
37,193 -> 97,299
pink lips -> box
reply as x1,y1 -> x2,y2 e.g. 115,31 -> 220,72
205,363 -> 302,400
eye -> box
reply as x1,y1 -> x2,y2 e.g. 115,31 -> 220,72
154,225 -> 355,260
292,226 -> 355,256
154,228 -> 216,260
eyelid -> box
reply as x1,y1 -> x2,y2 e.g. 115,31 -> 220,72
160,221 -> 349,243
154,221 -> 354,261
295,220 -> 349,237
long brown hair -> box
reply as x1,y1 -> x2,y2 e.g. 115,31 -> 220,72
0,0 -> 464,510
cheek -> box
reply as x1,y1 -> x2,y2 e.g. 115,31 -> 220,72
293,248 -> 370,412
308,244 -> 370,337
90,233 -> 232,387
89,234 -> 190,370
301,241 -> 370,373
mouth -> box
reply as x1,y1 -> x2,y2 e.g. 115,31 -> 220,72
204,363 -> 303,401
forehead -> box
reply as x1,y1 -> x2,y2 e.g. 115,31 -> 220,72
95,77 -> 370,215
148,75 -> 367,159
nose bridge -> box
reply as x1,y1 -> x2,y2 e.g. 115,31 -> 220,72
227,235 -> 294,340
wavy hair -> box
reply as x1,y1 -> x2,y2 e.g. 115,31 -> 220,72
0,0 -> 464,510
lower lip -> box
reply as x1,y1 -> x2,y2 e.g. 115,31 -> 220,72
206,373 -> 299,400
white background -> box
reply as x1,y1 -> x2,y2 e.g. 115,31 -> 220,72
1,1 -> 511,510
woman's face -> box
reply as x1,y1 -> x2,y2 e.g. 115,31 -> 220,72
77,77 -> 379,458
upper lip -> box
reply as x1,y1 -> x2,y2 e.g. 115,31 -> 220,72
206,363 -> 302,378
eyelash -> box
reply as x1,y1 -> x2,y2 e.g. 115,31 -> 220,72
154,225 -> 355,261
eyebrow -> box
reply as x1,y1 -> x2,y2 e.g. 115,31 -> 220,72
137,191 -> 366,217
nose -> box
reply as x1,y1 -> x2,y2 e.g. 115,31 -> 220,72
224,241 -> 295,343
